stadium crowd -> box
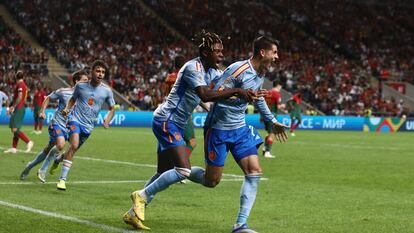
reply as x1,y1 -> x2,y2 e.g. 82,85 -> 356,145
0,16 -> 50,106
3,0 -> 412,116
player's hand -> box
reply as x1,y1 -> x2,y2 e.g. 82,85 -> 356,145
7,107 -> 14,116
256,89 -> 268,98
61,108 -> 69,117
272,122 -> 289,142
39,111 -> 46,120
103,120 -> 110,129
237,89 -> 256,103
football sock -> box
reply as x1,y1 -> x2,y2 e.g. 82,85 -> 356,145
34,120 -> 38,130
59,160 -> 72,181
264,136 -> 273,152
12,135 -> 19,148
141,168 -> 187,199
39,120 -> 43,130
18,131 -> 30,143
39,146 -> 59,173
236,174 -> 261,225
26,151 -> 47,170
188,166 -> 205,185
144,173 -> 160,205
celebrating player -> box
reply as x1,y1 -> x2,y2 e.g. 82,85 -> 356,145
55,60 -> 115,191
19,70 -> 89,182
123,30 -> 257,230
4,71 -> 34,154
188,36 -> 289,233
165,55 -> 198,158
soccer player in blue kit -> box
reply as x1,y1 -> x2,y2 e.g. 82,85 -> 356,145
57,60 -> 115,191
19,69 -> 89,182
189,36 -> 289,233
123,30 -> 259,230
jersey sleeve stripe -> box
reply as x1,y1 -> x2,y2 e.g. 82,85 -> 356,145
231,63 -> 250,78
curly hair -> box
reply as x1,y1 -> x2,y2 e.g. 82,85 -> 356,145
193,29 -> 222,55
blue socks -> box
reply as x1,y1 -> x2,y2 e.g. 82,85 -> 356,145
236,174 -> 261,225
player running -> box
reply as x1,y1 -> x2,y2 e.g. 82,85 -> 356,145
188,36 -> 289,233
19,70 -> 89,182
122,30 -> 257,230
55,60 -> 115,191
165,55 -> 198,158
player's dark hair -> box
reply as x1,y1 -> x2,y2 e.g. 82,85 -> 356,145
15,71 -> 24,80
193,29 -> 222,56
273,80 -> 281,87
72,69 -> 88,85
91,60 -> 109,79
253,36 -> 280,56
174,55 -> 186,70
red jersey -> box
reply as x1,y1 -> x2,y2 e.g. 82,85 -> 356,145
33,89 -> 46,106
165,72 -> 178,94
265,88 -> 281,112
292,93 -> 302,105
14,80 -> 28,109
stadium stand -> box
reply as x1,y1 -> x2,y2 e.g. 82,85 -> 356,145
3,0 -> 412,116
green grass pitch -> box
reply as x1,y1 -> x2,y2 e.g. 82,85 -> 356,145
0,125 -> 413,233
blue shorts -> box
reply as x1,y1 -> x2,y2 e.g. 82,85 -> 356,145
152,119 -> 186,153
204,125 -> 263,167
68,121 -> 90,148
48,124 -> 68,144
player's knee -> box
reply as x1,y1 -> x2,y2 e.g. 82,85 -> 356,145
55,142 -> 65,151
246,167 -> 263,175
175,167 -> 191,178
203,178 -> 220,188
70,142 -> 79,151
190,139 -> 197,149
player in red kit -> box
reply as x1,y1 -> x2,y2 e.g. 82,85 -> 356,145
4,71 -> 34,154
261,80 -> 285,158
287,92 -> 302,136
32,84 -> 47,134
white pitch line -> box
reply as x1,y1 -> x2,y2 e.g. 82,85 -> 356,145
0,146 -> 245,178
78,156 -> 156,168
0,178 -> 268,186
0,200 -> 136,233
291,141 -> 407,151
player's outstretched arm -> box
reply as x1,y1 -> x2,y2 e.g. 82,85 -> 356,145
103,106 -> 115,129
39,96 -> 51,119
272,122 -> 289,142
195,86 -> 255,103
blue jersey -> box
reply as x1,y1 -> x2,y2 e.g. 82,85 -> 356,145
48,87 -> 73,132
154,57 -> 219,129
205,59 -> 277,130
69,81 -> 115,133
